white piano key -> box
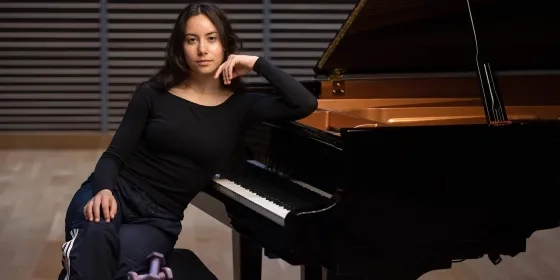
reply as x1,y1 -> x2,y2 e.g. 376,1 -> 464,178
211,160 -> 331,226
212,177 -> 290,226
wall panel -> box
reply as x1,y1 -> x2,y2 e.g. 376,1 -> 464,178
0,0 -> 356,133
269,0 -> 356,80
0,1 -> 102,131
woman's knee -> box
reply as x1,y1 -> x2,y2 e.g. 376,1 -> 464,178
64,180 -> 95,240
82,220 -> 120,242
86,217 -> 119,230
59,219 -> 121,280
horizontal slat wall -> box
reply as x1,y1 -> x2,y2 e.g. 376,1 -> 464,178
0,1 -> 102,131
269,0 -> 356,80
107,0 -> 266,131
0,0 -> 356,133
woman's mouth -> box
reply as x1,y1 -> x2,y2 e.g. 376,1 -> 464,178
196,60 -> 212,66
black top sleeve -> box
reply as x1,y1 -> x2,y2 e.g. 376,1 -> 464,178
246,57 -> 318,123
92,86 -> 153,194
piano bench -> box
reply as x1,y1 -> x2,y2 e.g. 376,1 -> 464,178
167,248 -> 218,280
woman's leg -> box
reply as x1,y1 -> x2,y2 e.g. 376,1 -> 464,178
58,175 -> 124,280
113,177 -> 183,279
114,224 -> 178,279
63,176 -> 95,242
59,175 -> 182,280
58,177 -> 95,280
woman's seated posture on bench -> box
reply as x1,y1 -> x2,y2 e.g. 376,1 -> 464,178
58,2 -> 317,279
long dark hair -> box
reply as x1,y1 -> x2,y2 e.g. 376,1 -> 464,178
143,2 -> 245,93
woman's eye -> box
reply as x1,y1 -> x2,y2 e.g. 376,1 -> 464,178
208,37 -> 216,41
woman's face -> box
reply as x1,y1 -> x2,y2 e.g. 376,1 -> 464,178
183,14 -> 225,77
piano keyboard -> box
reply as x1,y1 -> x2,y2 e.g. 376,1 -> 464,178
212,160 -> 331,226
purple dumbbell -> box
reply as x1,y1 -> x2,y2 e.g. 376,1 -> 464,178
128,252 -> 173,280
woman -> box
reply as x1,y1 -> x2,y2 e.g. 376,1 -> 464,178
58,2 -> 317,280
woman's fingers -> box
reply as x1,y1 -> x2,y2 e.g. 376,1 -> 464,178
215,55 -> 240,84
102,195 -> 111,223
228,58 -> 236,82
109,197 -> 117,220
214,63 -> 224,79
223,59 -> 230,84
93,196 -> 102,222
84,200 -> 93,221
83,192 -> 117,223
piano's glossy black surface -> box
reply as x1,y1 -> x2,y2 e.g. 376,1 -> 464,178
191,0 -> 560,279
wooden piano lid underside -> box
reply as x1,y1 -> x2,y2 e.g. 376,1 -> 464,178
296,74 -> 560,133
294,0 -> 560,133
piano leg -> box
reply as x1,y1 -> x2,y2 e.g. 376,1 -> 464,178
232,230 -> 262,280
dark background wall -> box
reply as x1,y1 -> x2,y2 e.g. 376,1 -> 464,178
0,0 -> 357,132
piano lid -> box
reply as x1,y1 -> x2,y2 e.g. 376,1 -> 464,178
313,0 -> 560,78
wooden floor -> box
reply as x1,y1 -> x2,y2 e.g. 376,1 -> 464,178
0,149 -> 559,280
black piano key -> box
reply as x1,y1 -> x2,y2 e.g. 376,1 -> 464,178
225,162 -> 330,211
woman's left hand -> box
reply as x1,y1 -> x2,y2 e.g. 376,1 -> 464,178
214,54 -> 258,84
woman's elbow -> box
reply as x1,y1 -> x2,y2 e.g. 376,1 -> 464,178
297,97 -> 318,118
306,97 -> 319,113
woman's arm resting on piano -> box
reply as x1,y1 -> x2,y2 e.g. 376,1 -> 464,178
245,57 -> 318,123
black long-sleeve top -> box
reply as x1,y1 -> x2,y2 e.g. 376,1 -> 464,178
92,57 -> 318,218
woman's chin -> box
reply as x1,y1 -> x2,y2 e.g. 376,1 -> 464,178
191,67 -> 219,78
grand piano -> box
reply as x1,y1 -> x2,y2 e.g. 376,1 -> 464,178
191,0 -> 560,279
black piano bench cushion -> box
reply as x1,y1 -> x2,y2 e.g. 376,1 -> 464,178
167,248 -> 219,280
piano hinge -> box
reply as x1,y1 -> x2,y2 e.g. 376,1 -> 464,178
328,68 -> 345,96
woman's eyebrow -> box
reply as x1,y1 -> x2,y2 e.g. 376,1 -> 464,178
185,31 -> 218,37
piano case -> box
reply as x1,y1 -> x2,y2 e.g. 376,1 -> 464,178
193,0 -> 560,279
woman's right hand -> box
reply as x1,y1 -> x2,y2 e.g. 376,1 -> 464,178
83,189 -> 117,223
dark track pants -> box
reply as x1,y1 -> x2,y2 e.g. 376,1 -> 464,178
58,174 -> 183,280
